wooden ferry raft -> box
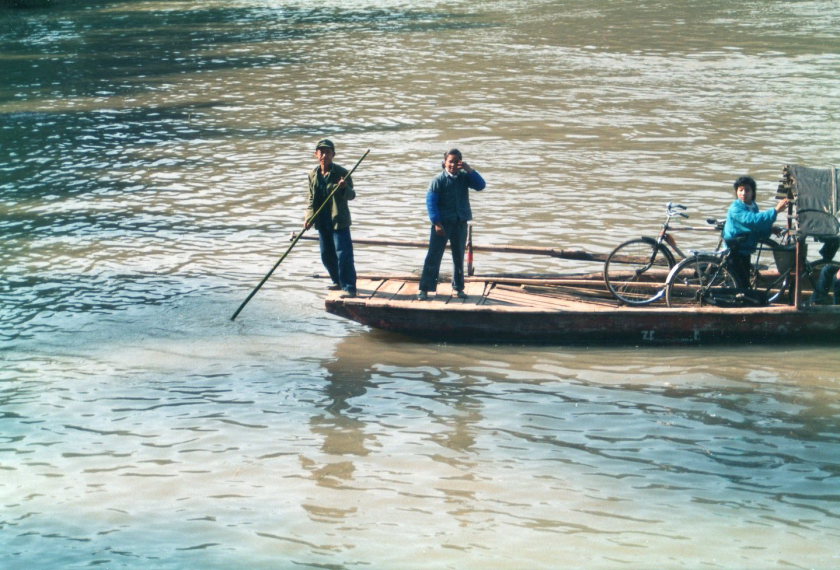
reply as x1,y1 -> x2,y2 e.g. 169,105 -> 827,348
325,274 -> 840,345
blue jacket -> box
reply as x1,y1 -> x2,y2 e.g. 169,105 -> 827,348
723,199 -> 777,255
426,170 -> 486,224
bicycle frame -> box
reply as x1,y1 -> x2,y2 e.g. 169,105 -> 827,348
751,230 -> 825,304
660,215 -> 725,262
604,202 -> 726,306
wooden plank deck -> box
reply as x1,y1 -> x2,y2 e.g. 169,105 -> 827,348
347,277 -> 620,311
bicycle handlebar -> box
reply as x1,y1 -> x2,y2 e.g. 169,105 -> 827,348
663,203 -> 723,229
665,202 -> 689,219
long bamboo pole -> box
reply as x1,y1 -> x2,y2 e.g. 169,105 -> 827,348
289,233 -> 610,263
231,149 -> 370,321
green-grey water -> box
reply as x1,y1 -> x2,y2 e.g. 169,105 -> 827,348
2,1 -> 840,568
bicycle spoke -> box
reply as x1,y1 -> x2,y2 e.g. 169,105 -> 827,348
604,238 -> 673,305
666,255 -> 737,307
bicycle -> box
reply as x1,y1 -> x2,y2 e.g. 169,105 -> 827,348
751,231 -> 828,304
664,246 -> 739,308
664,232 -> 828,308
604,202 -> 724,305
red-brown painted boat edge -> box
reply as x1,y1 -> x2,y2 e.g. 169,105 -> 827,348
325,298 -> 840,345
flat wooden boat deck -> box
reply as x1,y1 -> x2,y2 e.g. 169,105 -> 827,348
325,275 -> 840,344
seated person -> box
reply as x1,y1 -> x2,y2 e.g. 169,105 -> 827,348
723,176 -> 789,288
810,264 -> 840,305
817,236 -> 839,262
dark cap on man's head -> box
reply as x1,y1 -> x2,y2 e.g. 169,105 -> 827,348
315,139 -> 335,151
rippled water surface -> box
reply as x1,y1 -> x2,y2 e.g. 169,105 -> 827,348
2,1 -> 840,568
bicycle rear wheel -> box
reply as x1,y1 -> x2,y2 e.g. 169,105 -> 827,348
604,238 -> 675,305
665,255 -> 737,307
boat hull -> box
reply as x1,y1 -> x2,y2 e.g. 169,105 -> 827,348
325,277 -> 840,345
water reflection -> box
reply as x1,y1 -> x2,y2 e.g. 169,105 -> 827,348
281,332 -> 840,567
305,355 -> 372,490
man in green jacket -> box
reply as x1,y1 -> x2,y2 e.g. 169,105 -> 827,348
305,139 -> 357,297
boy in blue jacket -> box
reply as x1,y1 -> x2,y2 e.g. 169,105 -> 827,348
418,149 -> 486,300
723,176 -> 789,288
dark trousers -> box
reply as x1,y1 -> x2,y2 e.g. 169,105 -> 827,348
726,250 -> 752,289
317,224 -> 356,292
813,263 -> 840,304
819,237 -> 840,262
419,220 -> 468,293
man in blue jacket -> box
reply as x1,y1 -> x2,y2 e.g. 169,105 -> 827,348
418,149 -> 486,300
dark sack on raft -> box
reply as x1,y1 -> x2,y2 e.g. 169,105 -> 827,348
781,164 -> 840,238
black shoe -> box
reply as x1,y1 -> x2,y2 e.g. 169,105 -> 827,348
327,283 -> 341,291
340,289 -> 356,298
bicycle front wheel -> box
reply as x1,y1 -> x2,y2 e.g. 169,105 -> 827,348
604,238 -> 675,305
665,255 -> 737,307
752,238 -> 792,304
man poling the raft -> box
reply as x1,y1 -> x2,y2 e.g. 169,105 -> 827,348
230,146 -> 369,321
